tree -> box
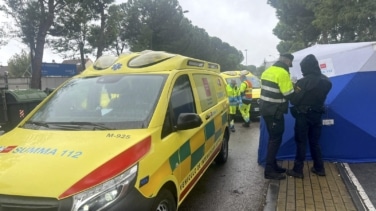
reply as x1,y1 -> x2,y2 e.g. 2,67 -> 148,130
308,0 -> 376,43
0,26 -> 7,47
7,50 -> 31,77
2,0 -> 246,78
49,0 -> 94,70
84,0 -> 115,59
105,4 -> 129,55
239,64 -> 257,73
269,0 -> 376,53
255,65 -> 266,78
268,0 -> 320,53
117,0 -> 243,70
1,0 -> 75,89
119,0 -> 187,52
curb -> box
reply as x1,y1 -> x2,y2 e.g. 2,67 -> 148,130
263,180 -> 279,211
336,163 -> 367,211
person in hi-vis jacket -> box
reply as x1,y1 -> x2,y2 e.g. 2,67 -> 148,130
226,79 -> 241,132
238,74 -> 253,127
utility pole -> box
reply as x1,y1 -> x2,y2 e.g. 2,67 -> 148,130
244,49 -> 248,66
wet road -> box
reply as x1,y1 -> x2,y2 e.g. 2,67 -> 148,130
179,120 -> 268,211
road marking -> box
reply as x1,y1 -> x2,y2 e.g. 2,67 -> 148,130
344,163 -> 375,211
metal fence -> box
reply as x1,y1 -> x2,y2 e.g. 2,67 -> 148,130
0,77 -> 70,90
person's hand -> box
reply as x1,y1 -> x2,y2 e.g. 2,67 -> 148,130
291,76 -> 297,83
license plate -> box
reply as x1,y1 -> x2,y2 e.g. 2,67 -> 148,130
254,108 -> 260,111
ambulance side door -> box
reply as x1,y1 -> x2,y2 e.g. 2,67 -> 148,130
160,74 -> 201,202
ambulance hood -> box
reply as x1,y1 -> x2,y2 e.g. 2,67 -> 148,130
0,128 -> 151,199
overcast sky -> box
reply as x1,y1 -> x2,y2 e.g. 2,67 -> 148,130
0,0 -> 280,67
178,0 -> 280,66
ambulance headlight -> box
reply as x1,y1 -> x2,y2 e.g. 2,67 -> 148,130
72,165 -> 137,211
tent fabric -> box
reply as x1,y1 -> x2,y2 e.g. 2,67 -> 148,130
258,42 -> 376,166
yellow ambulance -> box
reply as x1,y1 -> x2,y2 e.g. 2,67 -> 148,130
0,50 -> 230,210
220,70 -> 261,119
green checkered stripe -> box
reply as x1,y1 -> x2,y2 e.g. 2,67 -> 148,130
169,112 -> 228,171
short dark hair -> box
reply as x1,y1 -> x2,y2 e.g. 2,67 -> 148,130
280,53 -> 294,61
279,53 -> 294,67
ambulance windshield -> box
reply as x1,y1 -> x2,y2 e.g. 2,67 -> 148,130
24,74 -> 167,130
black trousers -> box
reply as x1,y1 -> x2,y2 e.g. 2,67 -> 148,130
292,112 -> 324,173
263,115 -> 285,174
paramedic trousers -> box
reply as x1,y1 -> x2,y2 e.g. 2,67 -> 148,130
229,104 -> 237,129
239,103 -> 251,123
292,111 -> 324,173
263,115 -> 285,174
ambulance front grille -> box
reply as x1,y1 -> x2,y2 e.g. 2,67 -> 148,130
0,195 -> 73,211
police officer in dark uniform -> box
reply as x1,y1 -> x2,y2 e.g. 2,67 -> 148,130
286,54 -> 332,179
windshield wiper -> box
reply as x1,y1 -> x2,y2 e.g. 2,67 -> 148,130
50,122 -> 114,130
24,121 -> 50,128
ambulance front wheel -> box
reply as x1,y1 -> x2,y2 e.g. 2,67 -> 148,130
215,133 -> 229,164
151,188 -> 177,211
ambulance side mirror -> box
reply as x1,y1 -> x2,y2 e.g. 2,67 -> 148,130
176,113 -> 203,130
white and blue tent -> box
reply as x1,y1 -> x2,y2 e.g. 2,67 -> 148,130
258,42 -> 376,165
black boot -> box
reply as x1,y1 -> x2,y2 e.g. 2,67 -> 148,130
264,172 -> 286,180
311,167 -> 326,176
286,169 -> 304,179
275,165 -> 286,173
242,122 -> 250,128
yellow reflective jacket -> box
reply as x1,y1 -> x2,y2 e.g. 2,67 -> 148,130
260,61 -> 294,116
226,84 -> 240,106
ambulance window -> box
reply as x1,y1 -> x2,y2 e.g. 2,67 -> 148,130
170,75 -> 196,125
225,78 -> 241,87
161,104 -> 173,138
247,76 -> 261,88
192,74 -> 218,112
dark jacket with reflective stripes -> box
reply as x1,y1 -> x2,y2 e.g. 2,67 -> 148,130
260,61 -> 294,116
